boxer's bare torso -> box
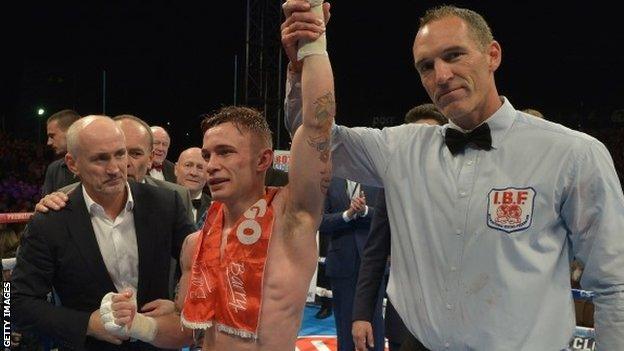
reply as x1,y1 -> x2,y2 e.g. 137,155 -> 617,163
178,188 -> 318,351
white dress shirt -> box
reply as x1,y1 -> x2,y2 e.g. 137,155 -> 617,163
284,73 -> 624,350
191,192 -> 202,221
342,179 -> 368,222
149,167 -> 165,181
83,184 -> 139,292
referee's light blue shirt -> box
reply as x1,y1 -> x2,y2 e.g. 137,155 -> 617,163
284,73 -> 624,350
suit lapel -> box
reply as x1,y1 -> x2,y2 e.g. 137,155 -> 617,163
361,184 -> 378,205
198,193 -> 211,223
144,176 -> 157,187
66,185 -> 117,293
129,182 -> 153,304
164,161 -> 176,182
336,178 -> 350,209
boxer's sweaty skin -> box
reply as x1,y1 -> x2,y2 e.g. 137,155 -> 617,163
180,190 -> 318,351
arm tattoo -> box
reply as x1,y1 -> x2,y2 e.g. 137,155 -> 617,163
313,91 -> 335,125
306,135 -> 330,162
307,134 -> 332,194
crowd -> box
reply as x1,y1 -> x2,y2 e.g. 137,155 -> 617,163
0,132 -> 49,212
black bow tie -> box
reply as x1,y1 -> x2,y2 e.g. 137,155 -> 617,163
192,199 -> 202,210
444,123 -> 492,155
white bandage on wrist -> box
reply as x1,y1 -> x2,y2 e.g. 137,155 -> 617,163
297,0 -> 327,61
100,292 -> 125,334
99,290 -> 157,342
127,313 -> 157,343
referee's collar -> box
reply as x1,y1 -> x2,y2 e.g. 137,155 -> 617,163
440,96 -> 516,150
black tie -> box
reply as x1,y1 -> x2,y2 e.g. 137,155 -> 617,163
192,199 -> 202,210
444,123 -> 492,155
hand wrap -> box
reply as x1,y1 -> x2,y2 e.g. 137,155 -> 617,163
297,0 -> 327,61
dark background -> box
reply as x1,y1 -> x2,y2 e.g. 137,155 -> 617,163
2,1 -> 623,157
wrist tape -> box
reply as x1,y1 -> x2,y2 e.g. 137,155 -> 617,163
297,0 -> 327,61
127,313 -> 157,342
100,291 -> 157,342
101,292 -> 124,334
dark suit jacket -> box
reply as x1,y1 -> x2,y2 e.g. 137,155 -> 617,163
162,159 -> 176,183
12,182 -> 196,351
59,177 -> 194,224
195,192 -> 211,224
144,176 -> 194,223
352,189 -> 411,343
42,158 -> 77,195
150,159 -> 176,183
319,177 -> 378,278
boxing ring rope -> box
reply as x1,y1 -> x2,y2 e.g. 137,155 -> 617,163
572,288 -> 595,301
0,212 -> 34,224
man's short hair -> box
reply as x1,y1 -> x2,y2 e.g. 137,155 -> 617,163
419,5 -> 494,50
201,106 -> 273,149
47,109 -> 81,131
405,103 -> 448,125
66,115 -> 115,156
114,114 -> 154,151
522,108 -> 545,119
150,125 -> 170,138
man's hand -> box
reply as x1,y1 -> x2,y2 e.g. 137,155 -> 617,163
281,0 -> 331,72
100,289 -> 158,342
141,299 -> 176,317
86,309 -> 128,345
100,289 -> 136,333
35,192 -> 68,213
346,201 -> 358,220
352,320 -> 374,351
352,195 -> 367,216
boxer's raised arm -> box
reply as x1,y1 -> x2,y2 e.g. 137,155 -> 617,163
286,0 -> 334,226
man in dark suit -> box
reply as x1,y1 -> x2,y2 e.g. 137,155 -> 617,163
42,109 -> 81,195
36,115 -> 194,224
319,177 -> 382,351
174,147 -> 210,226
12,116 -> 196,351
352,104 -> 448,351
149,126 -> 176,183
35,115 -> 195,303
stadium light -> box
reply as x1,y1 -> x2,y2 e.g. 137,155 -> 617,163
37,108 -> 45,116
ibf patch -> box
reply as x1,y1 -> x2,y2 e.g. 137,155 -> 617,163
487,187 -> 536,233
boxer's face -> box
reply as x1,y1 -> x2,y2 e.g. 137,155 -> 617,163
202,122 -> 258,203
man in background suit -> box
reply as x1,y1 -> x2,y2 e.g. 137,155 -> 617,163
36,115 -> 195,301
36,115 -> 194,224
42,109 -> 81,195
149,126 -> 176,182
320,177 -> 382,351
12,116 -> 196,350
352,104 -> 448,351
175,147 -> 210,226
